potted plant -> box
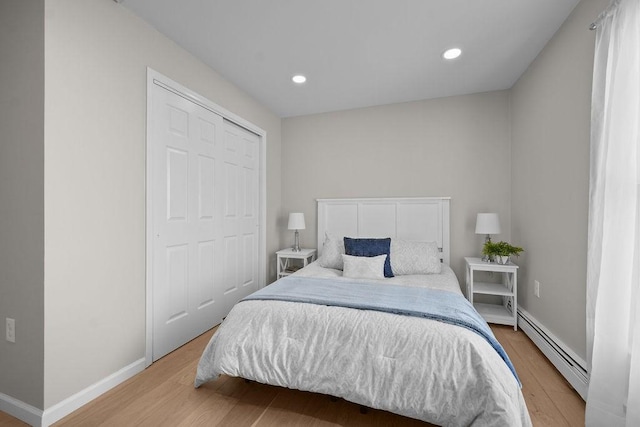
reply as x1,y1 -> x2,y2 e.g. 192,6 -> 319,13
482,241 -> 524,264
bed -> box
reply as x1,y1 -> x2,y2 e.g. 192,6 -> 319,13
194,198 -> 532,426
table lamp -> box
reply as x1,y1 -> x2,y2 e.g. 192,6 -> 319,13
288,213 -> 305,252
475,213 -> 501,261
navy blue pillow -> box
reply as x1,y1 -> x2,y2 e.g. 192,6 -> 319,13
343,237 -> 394,277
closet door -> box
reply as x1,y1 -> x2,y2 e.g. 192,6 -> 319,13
150,84 -> 227,361
218,120 -> 260,314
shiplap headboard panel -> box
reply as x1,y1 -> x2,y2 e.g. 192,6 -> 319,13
317,197 -> 451,265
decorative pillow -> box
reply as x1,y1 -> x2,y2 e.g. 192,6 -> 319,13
318,233 -> 345,270
343,237 -> 394,277
390,240 -> 441,275
342,254 -> 386,280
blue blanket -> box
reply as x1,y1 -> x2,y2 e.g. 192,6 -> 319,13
242,275 -> 521,386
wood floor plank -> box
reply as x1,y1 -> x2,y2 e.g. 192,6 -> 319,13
0,414 -> 28,427
195,379 -> 279,427
492,326 -> 581,427
504,346 -> 569,425
547,390 -> 586,427
262,388 -> 353,427
515,346 -> 585,426
499,327 -> 573,393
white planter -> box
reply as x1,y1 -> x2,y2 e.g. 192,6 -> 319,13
496,255 -> 510,265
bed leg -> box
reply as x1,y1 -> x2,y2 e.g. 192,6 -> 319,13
359,405 -> 368,414
329,396 -> 339,402
244,379 -> 251,384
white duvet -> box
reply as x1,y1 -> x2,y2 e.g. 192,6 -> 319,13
195,263 -> 532,427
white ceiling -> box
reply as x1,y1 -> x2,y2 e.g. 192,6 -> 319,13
122,0 -> 580,118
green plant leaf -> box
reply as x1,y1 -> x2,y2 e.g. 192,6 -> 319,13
482,240 -> 524,257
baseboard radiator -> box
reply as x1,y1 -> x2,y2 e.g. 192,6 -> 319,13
517,307 -> 588,400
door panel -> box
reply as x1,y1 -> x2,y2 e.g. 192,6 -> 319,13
198,155 -> 215,219
151,85 -> 223,360
222,121 -> 259,304
243,233 -> 255,286
166,244 -> 188,321
223,235 -> 238,295
167,148 -> 189,221
197,240 -> 215,308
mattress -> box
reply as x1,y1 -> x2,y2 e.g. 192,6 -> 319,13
195,262 -> 532,426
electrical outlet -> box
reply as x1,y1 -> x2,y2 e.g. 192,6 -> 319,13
534,280 -> 540,298
6,318 -> 15,343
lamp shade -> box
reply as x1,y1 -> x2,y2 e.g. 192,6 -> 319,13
288,213 -> 306,230
475,213 -> 501,235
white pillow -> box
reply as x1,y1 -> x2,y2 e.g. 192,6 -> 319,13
318,233 -> 345,270
342,254 -> 386,280
390,240 -> 441,275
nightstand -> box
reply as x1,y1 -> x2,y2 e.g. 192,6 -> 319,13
276,248 -> 317,279
465,257 -> 519,331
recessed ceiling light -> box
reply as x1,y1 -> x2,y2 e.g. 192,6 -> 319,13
442,48 -> 462,60
292,75 -> 307,84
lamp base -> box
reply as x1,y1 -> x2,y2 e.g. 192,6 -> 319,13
481,234 -> 492,262
292,230 -> 301,252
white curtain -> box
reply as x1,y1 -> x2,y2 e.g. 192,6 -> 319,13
586,0 -> 640,425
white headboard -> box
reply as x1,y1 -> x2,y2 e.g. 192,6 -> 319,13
317,197 -> 451,265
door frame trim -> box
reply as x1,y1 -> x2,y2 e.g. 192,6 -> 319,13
145,68 -> 267,367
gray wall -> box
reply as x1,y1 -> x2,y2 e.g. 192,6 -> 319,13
282,0 -> 608,363
42,0 -> 281,409
0,0 -> 45,409
282,91 -> 512,281
510,0 -> 609,362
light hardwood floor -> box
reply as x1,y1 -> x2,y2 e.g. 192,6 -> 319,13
0,325 -> 584,426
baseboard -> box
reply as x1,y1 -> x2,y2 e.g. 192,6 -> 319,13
41,357 -> 145,426
0,392 -> 43,427
517,307 -> 589,400
1,358 -> 145,427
